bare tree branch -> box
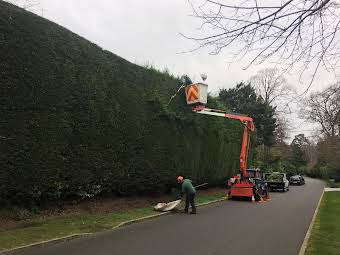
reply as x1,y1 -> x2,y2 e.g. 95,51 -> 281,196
301,82 -> 340,137
186,0 -> 340,88
249,68 -> 294,112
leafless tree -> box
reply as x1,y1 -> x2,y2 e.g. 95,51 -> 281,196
315,136 -> 340,174
302,83 -> 340,137
274,115 -> 290,144
249,68 -> 294,111
186,0 -> 340,87
303,139 -> 318,169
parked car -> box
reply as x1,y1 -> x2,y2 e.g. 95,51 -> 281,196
289,175 -> 305,185
263,172 -> 289,192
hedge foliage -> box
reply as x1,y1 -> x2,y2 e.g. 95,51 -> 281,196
0,1 -> 247,207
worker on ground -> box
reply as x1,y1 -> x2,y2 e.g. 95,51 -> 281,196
177,176 -> 196,214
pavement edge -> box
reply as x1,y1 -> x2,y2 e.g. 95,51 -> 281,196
0,197 -> 228,255
298,188 -> 325,255
0,233 -> 92,255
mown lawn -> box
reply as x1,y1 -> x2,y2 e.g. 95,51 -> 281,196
305,192 -> 340,255
0,193 -> 226,251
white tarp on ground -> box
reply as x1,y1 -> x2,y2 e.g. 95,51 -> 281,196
154,199 -> 182,212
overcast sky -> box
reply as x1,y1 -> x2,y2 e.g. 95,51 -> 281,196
9,0 -> 338,141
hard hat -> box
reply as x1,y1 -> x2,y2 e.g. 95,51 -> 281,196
177,176 -> 184,183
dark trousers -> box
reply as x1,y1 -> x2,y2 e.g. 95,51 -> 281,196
185,192 -> 196,213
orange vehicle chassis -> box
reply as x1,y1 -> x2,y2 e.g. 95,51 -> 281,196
229,183 -> 254,198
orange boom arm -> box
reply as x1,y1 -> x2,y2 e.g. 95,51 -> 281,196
192,105 -> 254,178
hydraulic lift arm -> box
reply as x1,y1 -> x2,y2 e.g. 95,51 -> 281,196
192,105 -> 255,178
183,81 -> 268,200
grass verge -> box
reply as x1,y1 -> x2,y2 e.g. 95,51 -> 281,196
0,192 -> 226,251
305,192 -> 340,255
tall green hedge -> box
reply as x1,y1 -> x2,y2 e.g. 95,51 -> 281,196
0,1 -> 245,207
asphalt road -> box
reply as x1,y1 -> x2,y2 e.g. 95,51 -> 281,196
23,178 -> 324,255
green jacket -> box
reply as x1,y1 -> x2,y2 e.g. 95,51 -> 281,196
181,179 -> 196,195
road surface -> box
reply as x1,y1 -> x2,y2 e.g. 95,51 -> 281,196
22,178 -> 324,255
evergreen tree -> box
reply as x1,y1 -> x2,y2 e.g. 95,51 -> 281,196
219,83 -> 277,146
289,134 -> 308,171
